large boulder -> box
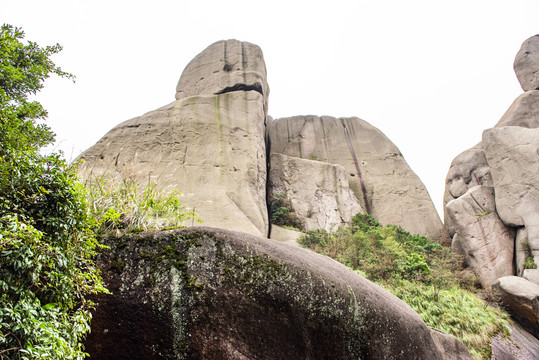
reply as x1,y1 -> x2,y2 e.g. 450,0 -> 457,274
79,41 -> 269,237
492,276 -> 539,338
445,186 -> 515,288
267,115 -> 444,242
514,35 -> 539,92
483,127 -> 539,261
175,39 -> 269,114
85,227 -> 470,359
268,153 -> 363,233
79,91 -> 268,237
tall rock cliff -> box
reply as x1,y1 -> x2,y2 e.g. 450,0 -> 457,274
444,34 -> 539,336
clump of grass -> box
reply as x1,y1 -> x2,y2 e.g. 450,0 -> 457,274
521,240 -> 537,270
82,171 -> 201,233
298,213 -> 508,359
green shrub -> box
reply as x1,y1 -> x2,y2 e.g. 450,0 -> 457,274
298,212 -> 508,359
0,24 -> 107,359
269,193 -> 303,230
81,171 -> 201,233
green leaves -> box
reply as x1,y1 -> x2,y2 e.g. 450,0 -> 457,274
0,24 -> 105,359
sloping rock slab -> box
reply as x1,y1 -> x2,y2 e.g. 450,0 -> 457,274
85,227 -> 468,359
491,321 -> 539,360
492,276 -> 539,338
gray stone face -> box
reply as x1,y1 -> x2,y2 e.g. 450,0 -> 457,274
268,153 -> 363,233
445,186 -> 515,288
175,39 -> 269,114
492,276 -> 539,338
268,115 -> 444,242
79,91 -> 269,237
514,35 -> 539,92
483,127 -> 539,261
85,227 -> 471,360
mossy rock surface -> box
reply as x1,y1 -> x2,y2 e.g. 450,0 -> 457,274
85,227 -> 468,359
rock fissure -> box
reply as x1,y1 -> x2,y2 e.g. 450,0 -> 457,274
340,118 -> 370,214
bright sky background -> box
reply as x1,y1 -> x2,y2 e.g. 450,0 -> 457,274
4,0 -> 539,218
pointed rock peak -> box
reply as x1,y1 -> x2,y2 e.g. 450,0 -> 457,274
175,39 -> 269,111
514,34 -> 539,92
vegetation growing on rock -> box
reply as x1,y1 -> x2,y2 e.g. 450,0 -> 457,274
269,193 -> 303,230
299,213 -> 509,359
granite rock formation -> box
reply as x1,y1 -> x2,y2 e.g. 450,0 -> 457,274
85,227 -> 471,360
267,115 -> 444,242
443,34 -> 539,335
79,41 -> 269,237
514,35 -> 539,92
79,40 -> 443,244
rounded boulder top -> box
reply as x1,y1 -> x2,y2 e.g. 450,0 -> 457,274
514,34 -> 539,92
175,39 -> 269,111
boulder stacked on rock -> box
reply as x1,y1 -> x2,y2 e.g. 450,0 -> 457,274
79,40 -> 270,238
444,34 -> 539,336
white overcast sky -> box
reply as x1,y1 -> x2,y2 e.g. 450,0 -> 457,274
4,0 -> 539,217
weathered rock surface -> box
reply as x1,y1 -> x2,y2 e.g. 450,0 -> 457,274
495,90 -> 539,128
79,91 -> 268,237
267,115 -> 444,242
514,35 -> 539,92
483,127 -> 539,261
80,40 -> 270,237
492,276 -> 539,338
85,227 -> 470,359
429,327 -> 472,360
491,321 -> 539,360
443,148 -> 493,237
175,39 -> 269,114
445,186 -> 514,288
268,153 -> 363,233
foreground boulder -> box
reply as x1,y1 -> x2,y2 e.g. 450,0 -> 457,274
85,227 -> 471,359
492,276 -> 539,338
267,115 -> 444,242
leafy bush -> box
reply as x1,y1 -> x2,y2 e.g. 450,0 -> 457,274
0,24 -> 106,359
269,193 -> 303,230
82,170 -> 201,234
298,212 -> 508,359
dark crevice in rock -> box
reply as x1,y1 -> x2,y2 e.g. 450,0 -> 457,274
265,121 -> 273,238
215,82 -> 264,96
340,118 -> 371,214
